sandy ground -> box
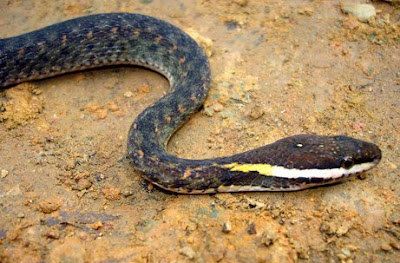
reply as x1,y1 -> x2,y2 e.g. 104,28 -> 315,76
0,0 -> 399,262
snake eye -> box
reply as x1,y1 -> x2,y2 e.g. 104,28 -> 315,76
341,156 -> 354,169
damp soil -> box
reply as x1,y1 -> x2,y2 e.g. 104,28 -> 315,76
0,1 -> 399,262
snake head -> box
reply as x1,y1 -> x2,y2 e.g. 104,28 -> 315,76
271,134 -> 382,171
224,134 -> 382,190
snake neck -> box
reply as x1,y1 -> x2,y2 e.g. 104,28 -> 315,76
127,68 -> 212,179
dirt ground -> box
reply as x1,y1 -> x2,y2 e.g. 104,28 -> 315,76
0,0 -> 399,262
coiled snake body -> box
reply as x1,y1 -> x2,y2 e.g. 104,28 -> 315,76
0,13 -> 381,193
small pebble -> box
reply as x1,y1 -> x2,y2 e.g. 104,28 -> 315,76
7,228 -> 21,241
203,107 -> 214,117
179,246 -> 196,259
75,178 -> 92,191
1,169 -> 8,178
16,212 -> 25,218
124,91 -> 133,98
247,222 -> 257,235
341,3 -> 376,21
261,228 -> 278,247
212,103 -> 224,112
122,187 -> 135,197
7,185 -> 22,196
96,109 -> 108,119
337,253 -> 348,260
247,107 -> 264,120
230,94 -> 242,102
298,7 -> 314,16
107,101 -> 119,112
381,243 -> 393,252
222,221 -> 232,233
233,0 -> 248,7
45,230 -> 60,239
246,198 -> 266,209
31,87 -> 42,95
296,246 -> 309,259
336,225 -> 349,236
341,248 -> 352,257
390,241 -> 400,250
87,221 -> 103,230
102,185 -> 121,200
85,103 -> 100,112
38,200 -> 61,214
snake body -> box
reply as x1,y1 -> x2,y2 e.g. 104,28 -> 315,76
0,13 -> 381,193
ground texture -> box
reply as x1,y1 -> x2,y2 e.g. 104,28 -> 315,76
0,1 -> 399,262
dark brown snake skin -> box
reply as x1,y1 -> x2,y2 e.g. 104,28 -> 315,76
0,13 -> 381,193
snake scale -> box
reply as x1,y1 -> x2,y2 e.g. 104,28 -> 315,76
0,13 -> 381,193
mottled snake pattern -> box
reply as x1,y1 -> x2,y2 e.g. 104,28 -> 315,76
0,13 -> 381,193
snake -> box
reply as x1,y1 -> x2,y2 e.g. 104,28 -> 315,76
0,13 -> 381,193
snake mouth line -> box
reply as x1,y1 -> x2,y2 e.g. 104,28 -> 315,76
221,160 -> 379,180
